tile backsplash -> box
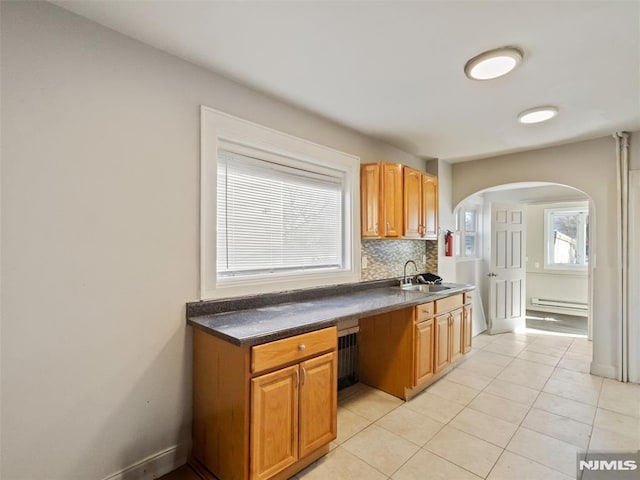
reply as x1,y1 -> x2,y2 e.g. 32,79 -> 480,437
361,239 -> 438,281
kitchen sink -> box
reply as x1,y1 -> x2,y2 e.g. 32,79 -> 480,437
399,284 -> 451,293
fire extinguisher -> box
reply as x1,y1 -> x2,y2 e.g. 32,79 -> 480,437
445,230 -> 454,257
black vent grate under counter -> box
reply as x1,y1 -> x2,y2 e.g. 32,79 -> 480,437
337,331 -> 359,390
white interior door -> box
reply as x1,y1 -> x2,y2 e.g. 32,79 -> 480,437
488,203 -> 526,334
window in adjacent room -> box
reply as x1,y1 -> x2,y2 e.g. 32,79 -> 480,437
455,206 -> 480,258
201,107 -> 360,299
544,206 -> 589,269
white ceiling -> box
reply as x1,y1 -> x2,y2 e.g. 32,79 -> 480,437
53,1 -> 640,162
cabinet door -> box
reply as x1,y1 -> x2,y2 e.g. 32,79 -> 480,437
422,174 -> 438,239
381,163 -> 403,237
360,164 -> 380,238
250,365 -> 299,480
299,352 -> 337,458
450,308 -> 464,363
403,166 -> 422,238
463,305 -> 473,353
434,314 -> 451,373
414,319 -> 435,385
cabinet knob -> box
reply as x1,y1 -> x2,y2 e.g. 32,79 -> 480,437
298,344 -> 306,352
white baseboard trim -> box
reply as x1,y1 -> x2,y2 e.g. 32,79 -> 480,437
102,444 -> 188,480
590,362 -> 618,380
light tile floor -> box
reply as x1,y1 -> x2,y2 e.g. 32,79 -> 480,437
294,330 -> 640,480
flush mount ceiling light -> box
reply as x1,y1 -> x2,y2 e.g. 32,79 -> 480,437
517,106 -> 559,124
464,46 -> 523,80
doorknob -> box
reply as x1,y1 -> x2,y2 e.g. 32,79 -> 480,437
487,272 -> 498,277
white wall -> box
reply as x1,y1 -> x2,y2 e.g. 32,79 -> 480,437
629,133 -> 640,382
452,136 -> 621,379
453,196 -> 487,335
427,159 -> 457,282
0,3 -> 424,479
525,203 -> 588,314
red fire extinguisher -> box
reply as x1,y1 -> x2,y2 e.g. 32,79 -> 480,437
445,230 -> 454,257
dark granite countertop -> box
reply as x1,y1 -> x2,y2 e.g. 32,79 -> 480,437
187,282 -> 474,347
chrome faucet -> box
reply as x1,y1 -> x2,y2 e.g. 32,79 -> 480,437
402,260 -> 418,286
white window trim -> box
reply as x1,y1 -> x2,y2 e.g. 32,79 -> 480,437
201,106 -> 361,299
543,206 -> 588,271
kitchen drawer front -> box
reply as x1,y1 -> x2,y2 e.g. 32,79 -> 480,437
435,294 -> 464,314
464,291 -> 473,305
251,327 -> 337,374
415,302 -> 434,322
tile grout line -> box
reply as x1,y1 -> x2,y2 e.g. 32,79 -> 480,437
474,335 -> 582,478
411,342 -> 515,479
491,336 -> 591,478
327,333 -> 596,480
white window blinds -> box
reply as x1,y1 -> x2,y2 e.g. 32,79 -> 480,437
217,149 -> 344,279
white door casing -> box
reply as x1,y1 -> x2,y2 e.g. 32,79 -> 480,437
488,203 -> 526,334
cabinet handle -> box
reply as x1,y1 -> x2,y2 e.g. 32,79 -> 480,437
298,344 -> 306,352
386,222 -> 390,234
374,224 -> 378,235
301,367 -> 307,386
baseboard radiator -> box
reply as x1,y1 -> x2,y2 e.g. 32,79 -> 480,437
337,325 -> 359,391
530,297 -> 588,312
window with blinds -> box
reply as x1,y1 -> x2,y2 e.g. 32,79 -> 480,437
217,149 -> 345,280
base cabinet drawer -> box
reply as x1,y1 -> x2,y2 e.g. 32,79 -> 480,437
252,327 -> 336,374
435,294 -> 463,314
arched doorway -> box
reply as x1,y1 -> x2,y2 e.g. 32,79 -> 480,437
453,182 -> 594,355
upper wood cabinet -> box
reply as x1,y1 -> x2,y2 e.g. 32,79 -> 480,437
360,163 -> 403,238
361,162 -> 438,240
360,164 -> 380,237
403,166 -> 438,240
422,173 -> 438,239
403,167 -> 423,238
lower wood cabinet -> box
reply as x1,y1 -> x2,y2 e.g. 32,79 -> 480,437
251,365 -> 299,480
360,290 -> 474,400
298,353 -> 337,458
250,352 -> 337,480
450,308 -> 464,363
435,307 -> 464,372
434,313 -> 451,373
414,318 -> 435,385
192,327 -> 337,480
463,304 -> 473,353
